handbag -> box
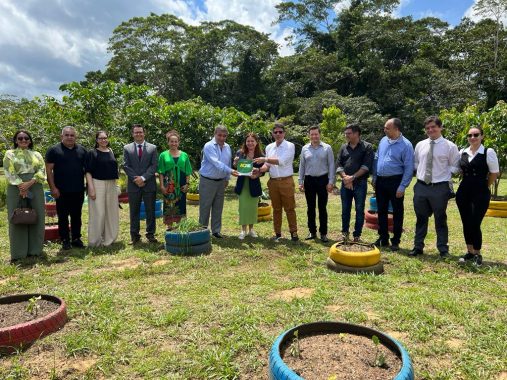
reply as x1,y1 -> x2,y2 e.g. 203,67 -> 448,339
10,197 -> 38,225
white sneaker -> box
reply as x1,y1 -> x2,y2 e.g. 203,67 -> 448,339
239,231 -> 246,240
249,230 -> 258,238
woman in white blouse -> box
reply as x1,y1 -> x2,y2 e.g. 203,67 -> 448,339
456,127 -> 500,266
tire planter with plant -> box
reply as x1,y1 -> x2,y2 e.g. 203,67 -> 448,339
164,220 -> 211,255
258,202 -> 272,222
269,321 -> 413,380
327,242 -> 384,274
485,200 -> 507,217
364,210 -> 395,233
0,294 -> 67,353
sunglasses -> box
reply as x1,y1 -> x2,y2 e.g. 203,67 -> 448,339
17,136 -> 30,141
467,133 -> 481,138
273,130 -> 284,135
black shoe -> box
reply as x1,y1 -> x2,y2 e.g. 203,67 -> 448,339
408,248 -> 424,257
374,238 -> 390,247
62,240 -> 72,250
473,254 -> 483,266
458,252 -> 475,263
212,232 -> 224,239
439,251 -> 449,258
305,233 -> 316,240
390,244 -> 400,252
147,236 -> 159,243
71,239 -> 85,248
291,233 -> 299,242
320,234 -> 329,243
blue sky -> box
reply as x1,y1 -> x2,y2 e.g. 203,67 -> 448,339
0,0 -> 480,99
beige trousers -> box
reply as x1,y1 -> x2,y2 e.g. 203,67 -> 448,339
88,179 -> 119,247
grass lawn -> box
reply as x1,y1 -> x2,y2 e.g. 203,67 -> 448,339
0,177 -> 506,379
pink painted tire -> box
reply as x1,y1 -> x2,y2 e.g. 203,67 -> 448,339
0,294 -> 67,353
45,203 -> 57,218
364,222 -> 395,233
44,225 -> 60,241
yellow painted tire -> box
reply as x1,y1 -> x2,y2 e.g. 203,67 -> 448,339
257,215 -> 272,222
488,201 -> 507,211
485,208 -> 507,218
187,193 -> 199,201
257,205 -> 271,217
329,243 -> 381,267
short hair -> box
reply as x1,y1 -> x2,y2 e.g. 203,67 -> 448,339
13,129 -> 34,149
61,126 -> 76,135
308,125 -> 320,133
423,115 -> 442,128
131,124 -> 144,133
94,130 -> 109,148
469,126 -> 484,135
388,118 -> 402,131
272,122 -> 285,132
214,124 -> 228,135
345,123 -> 361,135
166,129 -> 180,140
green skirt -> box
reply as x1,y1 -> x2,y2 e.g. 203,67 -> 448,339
238,178 -> 258,225
7,173 -> 45,260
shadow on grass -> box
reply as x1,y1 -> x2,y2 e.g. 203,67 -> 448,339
211,234 -> 314,251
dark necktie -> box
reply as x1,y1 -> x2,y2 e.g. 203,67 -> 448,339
138,144 -> 143,159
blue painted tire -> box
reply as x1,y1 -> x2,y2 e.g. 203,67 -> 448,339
269,321 -> 413,380
370,197 -> 393,213
165,229 -> 210,246
165,241 -> 212,255
140,200 -> 163,212
140,209 -> 163,220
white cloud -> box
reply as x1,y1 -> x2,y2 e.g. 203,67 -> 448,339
464,0 -> 507,23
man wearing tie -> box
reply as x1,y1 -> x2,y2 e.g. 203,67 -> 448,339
123,124 -> 159,245
410,116 -> 460,258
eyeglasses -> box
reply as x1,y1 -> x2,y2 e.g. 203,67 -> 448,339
63,134 -> 76,137
17,136 -> 30,141
273,130 -> 284,135
467,133 -> 481,138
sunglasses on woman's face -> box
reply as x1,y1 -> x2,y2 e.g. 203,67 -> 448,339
467,133 -> 481,138
17,136 -> 30,141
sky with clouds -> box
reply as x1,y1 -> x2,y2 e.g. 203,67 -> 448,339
0,0 -> 480,99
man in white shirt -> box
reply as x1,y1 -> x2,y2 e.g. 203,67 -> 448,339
410,116 -> 460,258
257,123 -> 298,242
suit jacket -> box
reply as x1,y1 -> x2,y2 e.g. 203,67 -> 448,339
123,142 -> 158,192
233,151 -> 263,197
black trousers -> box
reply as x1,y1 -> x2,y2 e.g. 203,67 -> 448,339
456,179 -> 490,250
304,174 -> 329,235
128,190 -> 157,239
56,191 -> 85,242
376,175 -> 404,245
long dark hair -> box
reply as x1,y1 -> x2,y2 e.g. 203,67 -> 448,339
13,130 -> 34,149
240,132 -> 263,158
95,130 -> 110,148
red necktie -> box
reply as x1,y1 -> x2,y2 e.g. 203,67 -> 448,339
138,144 -> 143,159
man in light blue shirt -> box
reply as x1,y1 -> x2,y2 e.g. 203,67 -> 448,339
199,125 -> 238,238
372,118 -> 414,251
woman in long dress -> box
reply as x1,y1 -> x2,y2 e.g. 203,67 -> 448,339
158,130 -> 192,230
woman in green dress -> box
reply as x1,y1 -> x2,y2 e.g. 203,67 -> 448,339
233,133 -> 264,239
158,130 -> 192,230
4,130 -> 46,263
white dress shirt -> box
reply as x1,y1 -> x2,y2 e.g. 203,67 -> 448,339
265,139 -> 295,178
414,136 -> 460,182
460,145 -> 500,173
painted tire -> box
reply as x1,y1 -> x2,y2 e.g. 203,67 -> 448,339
329,243 -> 381,267
140,209 -> 163,220
187,200 -> 199,205
326,257 -> 384,275
165,241 -> 212,255
364,222 -> 395,233
258,215 -> 273,222
44,225 -> 60,241
269,321 -> 413,380
165,229 -> 210,246
258,205 -> 272,217
364,211 -> 393,225
485,208 -> 507,218
489,200 -> 507,210
44,203 -> 57,218
187,193 -> 199,201
0,294 -> 67,353
369,197 -> 393,213
44,190 -> 54,203
118,192 -> 129,203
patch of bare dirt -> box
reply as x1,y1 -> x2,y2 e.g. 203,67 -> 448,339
385,330 -> 408,342
110,258 -> 142,270
497,372 -> 507,380
446,338 -> 464,350
324,304 -> 347,313
153,259 -> 170,266
365,310 -> 380,320
269,287 -> 314,301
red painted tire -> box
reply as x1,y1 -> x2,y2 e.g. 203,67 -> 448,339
118,192 -> 129,204
364,222 -> 395,233
45,203 -> 57,218
0,294 -> 67,353
44,225 -> 60,241
364,211 -> 393,225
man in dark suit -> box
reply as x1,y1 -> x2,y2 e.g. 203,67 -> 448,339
123,124 -> 159,244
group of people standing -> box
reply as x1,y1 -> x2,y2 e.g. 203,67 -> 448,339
3,117 -> 500,267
